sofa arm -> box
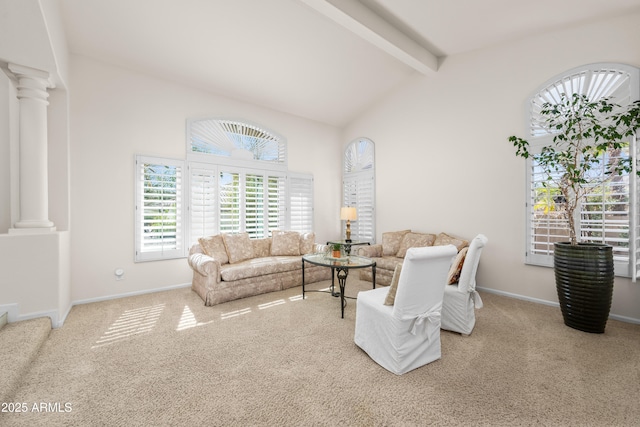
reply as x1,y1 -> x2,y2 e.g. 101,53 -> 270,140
356,244 -> 382,257
188,252 -> 222,283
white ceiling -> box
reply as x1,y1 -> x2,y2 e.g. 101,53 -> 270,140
58,0 -> 640,127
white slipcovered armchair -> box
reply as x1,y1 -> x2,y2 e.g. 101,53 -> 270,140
441,234 -> 488,335
354,245 -> 458,375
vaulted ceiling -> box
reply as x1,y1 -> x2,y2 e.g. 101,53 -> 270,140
58,0 -> 640,127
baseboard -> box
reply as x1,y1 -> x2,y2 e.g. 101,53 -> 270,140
477,286 -> 640,325
0,284 -> 191,329
0,303 -> 19,322
0,303 -> 59,328
72,282 -> 192,307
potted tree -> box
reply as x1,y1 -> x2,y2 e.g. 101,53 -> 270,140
509,93 -> 640,333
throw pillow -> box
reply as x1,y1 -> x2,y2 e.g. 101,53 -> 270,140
384,263 -> 403,306
271,230 -> 301,256
252,238 -> 271,258
396,232 -> 436,258
447,247 -> 468,285
434,232 -> 469,252
299,232 -> 316,255
382,230 -> 411,257
198,235 -> 229,265
222,233 -> 255,264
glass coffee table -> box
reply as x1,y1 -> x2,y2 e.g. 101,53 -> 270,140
301,253 -> 376,318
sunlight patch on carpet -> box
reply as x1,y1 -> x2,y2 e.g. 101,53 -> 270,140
258,299 -> 286,309
92,303 -> 165,348
176,305 -> 213,331
221,307 -> 252,320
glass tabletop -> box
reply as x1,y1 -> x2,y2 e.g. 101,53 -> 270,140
302,253 -> 375,269
326,240 -> 370,245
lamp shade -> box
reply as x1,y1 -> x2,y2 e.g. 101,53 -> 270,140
340,207 -> 357,221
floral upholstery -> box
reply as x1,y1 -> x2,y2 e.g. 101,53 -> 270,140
189,231 -> 331,307
447,247 -> 468,285
382,230 -> 411,256
220,256 -> 301,282
299,232 -> 316,255
222,233 -> 255,264
271,230 -> 301,256
252,238 -> 271,258
199,234 -> 229,264
358,230 -> 471,287
434,232 -> 469,252
396,232 -> 436,257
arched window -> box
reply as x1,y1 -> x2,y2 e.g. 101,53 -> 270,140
188,118 -> 286,163
343,138 -> 375,243
523,63 -> 640,278
135,119 -> 313,261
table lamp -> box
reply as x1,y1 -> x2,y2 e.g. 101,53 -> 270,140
340,207 -> 357,242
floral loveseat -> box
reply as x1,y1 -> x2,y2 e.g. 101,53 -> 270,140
356,230 -> 470,286
188,231 -> 331,306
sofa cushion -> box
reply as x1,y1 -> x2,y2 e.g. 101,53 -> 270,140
396,232 -> 436,258
198,235 -> 229,265
356,244 -> 382,258
220,256 -> 301,282
271,230 -> 301,256
375,256 -> 405,271
299,232 -> 316,255
447,246 -> 468,285
252,238 -> 272,258
434,232 -> 469,252
384,264 -> 403,306
222,233 -> 255,264
382,230 -> 411,256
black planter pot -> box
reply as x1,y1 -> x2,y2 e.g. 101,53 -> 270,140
553,242 -> 614,333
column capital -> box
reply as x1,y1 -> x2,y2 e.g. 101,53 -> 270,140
7,63 -> 51,82
8,63 -> 52,105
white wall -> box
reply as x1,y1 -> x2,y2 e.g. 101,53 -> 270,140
0,71 -> 12,232
343,12 -> 640,322
69,55 -> 342,303
0,0 -> 72,325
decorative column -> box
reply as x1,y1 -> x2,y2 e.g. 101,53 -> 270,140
8,63 -> 55,232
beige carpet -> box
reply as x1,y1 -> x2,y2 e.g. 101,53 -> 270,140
2,278 -> 639,427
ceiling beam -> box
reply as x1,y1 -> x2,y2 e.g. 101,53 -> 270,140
300,0 -> 438,74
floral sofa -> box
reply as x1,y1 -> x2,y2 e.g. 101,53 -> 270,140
356,230 -> 470,286
188,230 -> 331,306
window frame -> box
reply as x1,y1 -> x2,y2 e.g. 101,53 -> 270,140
134,155 -> 186,262
522,63 -> 640,278
343,138 -> 376,243
135,119 -> 313,262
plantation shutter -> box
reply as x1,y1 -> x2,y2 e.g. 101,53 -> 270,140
289,173 -> 314,233
188,118 -> 286,163
343,173 -> 375,243
245,173 -> 265,238
189,164 -> 217,244
219,171 -> 241,234
267,174 -> 287,233
579,147 -> 631,262
527,157 -> 570,263
135,156 -> 184,261
343,138 -> 376,243
633,133 -> 640,282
